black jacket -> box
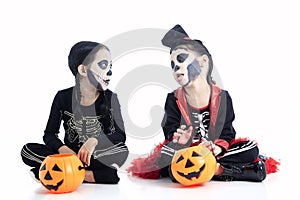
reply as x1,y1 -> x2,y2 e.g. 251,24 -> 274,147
43,87 -> 126,152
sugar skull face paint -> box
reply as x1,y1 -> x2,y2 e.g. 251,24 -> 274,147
170,47 -> 201,86
87,48 -> 112,91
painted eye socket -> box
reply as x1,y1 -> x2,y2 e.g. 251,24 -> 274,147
171,61 -> 175,69
98,60 -> 109,70
177,53 -> 189,63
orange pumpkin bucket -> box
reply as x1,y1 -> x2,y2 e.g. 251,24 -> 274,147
39,154 -> 85,193
171,145 -> 217,186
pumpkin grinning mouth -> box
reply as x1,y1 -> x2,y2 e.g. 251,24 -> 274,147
42,179 -> 64,191
177,164 -> 205,180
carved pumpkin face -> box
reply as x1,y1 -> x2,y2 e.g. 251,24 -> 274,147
171,145 -> 216,186
39,154 -> 85,193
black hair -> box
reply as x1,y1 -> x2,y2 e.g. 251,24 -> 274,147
68,41 -> 109,76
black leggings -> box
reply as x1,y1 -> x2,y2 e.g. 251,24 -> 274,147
21,142 -> 128,184
217,140 -> 259,164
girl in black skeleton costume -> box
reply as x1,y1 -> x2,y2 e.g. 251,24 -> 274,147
21,41 -> 128,184
127,25 -> 279,181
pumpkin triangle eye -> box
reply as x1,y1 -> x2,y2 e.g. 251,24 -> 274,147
185,159 -> 195,168
192,151 -> 200,157
40,164 -> 46,171
176,155 -> 184,163
52,164 -> 62,172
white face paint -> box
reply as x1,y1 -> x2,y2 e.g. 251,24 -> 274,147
170,47 -> 200,86
89,48 -> 112,91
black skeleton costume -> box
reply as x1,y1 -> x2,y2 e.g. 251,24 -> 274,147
21,41 -> 128,184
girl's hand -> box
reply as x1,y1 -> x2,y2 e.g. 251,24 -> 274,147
201,137 -> 222,156
78,138 -> 98,166
173,125 -> 193,145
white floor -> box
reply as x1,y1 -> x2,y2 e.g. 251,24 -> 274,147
7,153 -> 295,200
4,118 -> 297,200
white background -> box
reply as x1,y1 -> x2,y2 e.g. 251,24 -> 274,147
0,0 -> 299,197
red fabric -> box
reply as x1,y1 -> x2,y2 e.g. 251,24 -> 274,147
265,157 -> 280,174
174,85 -> 222,130
230,137 -> 252,146
255,156 -> 280,174
126,140 -> 168,179
209,85 -> 221,129
214,139 -> 230,151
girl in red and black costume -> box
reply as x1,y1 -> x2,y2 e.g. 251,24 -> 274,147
127,25 -> 279,182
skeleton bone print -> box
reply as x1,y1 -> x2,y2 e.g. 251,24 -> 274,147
64,111 -> 104,143
190,107 -> 210,142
